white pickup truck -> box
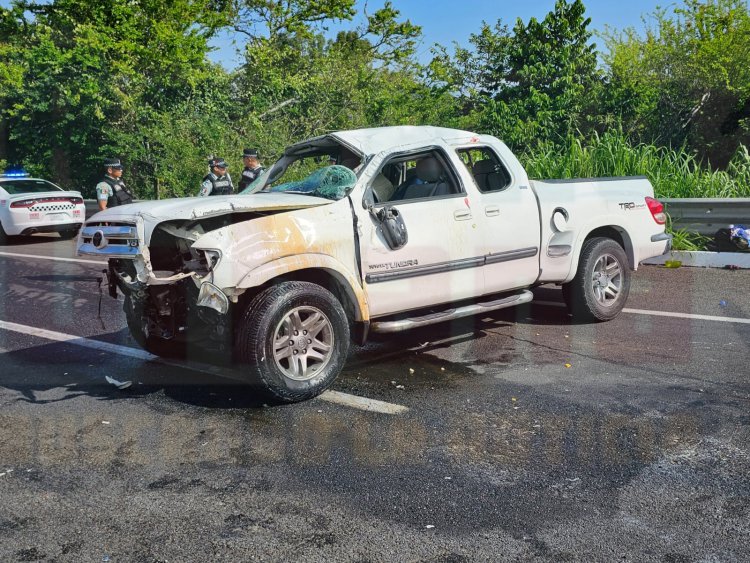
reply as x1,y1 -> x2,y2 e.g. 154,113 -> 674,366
77,126 -> 671,402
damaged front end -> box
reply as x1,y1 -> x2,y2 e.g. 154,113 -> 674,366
80,214 -> 262,350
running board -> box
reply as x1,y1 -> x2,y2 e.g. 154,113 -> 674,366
370,290 -> 534,334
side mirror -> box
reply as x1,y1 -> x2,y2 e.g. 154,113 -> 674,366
369,204 -> 408,250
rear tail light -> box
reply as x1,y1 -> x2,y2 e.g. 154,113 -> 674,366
10,196 -> 83,207
10,199 -> 36,208
645,196 -> 666,225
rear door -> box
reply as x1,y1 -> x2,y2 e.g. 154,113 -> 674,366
453,145 -> 540,293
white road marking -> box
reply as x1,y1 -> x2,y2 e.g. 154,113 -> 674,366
533,300 -> 750,325
0,319 -> 408,415
622,307 -> 750,325
7,251 -> 746,327
0,250 -> 106,266
319,390 -> 409,414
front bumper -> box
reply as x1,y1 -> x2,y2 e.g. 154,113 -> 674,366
78,224 -> 141,257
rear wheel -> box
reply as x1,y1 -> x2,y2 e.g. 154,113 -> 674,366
234,281 -> 350,403
562,237 -> 631,322
0,222 -> 9,245
124,294 -> 186,358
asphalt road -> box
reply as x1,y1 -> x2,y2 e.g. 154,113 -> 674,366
0,234 -> 749,562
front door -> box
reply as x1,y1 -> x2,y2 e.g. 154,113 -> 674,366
357,148 -> 485,318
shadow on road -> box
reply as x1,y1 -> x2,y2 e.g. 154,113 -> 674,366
0,331 -> 269,410
0,233 -> 69,247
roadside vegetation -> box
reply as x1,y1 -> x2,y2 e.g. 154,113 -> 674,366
522,131 -> 750,198
1,0 -> 749,209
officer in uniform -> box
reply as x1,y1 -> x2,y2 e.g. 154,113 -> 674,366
237,148 -> 264,191
96,158 -> 134,210
199,157 -> 234,197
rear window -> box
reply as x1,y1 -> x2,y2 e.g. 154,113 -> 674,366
1,179 -> 64,195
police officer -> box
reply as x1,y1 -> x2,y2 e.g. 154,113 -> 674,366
96,158 -> 134,211
199,157 -> 234,197
237,148 -> 264,191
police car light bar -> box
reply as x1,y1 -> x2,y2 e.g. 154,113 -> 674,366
1,168 -> 30,178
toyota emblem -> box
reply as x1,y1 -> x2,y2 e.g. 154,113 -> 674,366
92,230 -> 107,249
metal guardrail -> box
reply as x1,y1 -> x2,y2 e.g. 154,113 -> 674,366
663,198 -> 750,236
84,198 -> 750,235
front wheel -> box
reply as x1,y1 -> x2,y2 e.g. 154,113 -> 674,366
562,237 -> 631,322
234,281 -> 350,403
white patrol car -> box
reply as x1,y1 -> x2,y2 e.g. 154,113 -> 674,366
0,172 -> 85,243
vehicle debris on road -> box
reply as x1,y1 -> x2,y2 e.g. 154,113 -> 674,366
105,375 -> 132,389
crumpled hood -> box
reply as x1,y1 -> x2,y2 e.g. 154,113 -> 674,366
87,192 -> 332,224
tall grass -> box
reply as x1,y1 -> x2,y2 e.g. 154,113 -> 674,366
520,131 -> 750,198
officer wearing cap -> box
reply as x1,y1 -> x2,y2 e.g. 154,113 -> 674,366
96,158 -> 134,211
199,157 -> 234,197
237,148 -> 264,191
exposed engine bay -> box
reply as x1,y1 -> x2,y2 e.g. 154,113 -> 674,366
107,211 -> 278,348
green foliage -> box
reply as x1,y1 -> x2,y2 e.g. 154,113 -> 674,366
1,0 -> 226,195
667,220 -> 712,251
232,0 -> 356,39
601,0 -> 750,167
232,1 -> 427,150
430,0 -> 601,149
1,0 -> 750,214
521,129 -> 750,198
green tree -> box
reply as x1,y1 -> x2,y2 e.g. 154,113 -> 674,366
602,0 -> 750,167
231,1 -> 425,152
429,0 -> 600,149
0,0 -> 228,195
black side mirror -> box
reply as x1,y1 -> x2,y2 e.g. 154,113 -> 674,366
370,205 -> 408,250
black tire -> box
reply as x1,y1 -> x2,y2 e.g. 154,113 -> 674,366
59,228 -> 79,240
562,237 -> 631,322
234,281 -> 350,403
0,222 -> 9,245
124,294 -> 185,358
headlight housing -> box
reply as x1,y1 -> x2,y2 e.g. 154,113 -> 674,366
203,249 -> 222,271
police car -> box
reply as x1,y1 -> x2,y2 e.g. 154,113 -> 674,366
0,170 -> 86,243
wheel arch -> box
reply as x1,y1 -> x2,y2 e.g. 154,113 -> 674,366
563,223 -> 634,283
236,256 -> 369,323
584,226 -> 634,269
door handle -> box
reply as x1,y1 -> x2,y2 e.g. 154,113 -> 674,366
485,206 -> 500,217
453,209 -> 472,221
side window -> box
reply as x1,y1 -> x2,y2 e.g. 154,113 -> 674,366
456,147 -> 512,193
370,150 -> 462,204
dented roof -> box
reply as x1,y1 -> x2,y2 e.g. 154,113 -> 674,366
330,126 -> 478,156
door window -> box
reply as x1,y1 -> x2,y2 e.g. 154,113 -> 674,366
369,150 -> 462,204
456,147 -> 512,193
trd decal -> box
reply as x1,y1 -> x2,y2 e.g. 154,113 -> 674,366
618,202 -> 646,210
